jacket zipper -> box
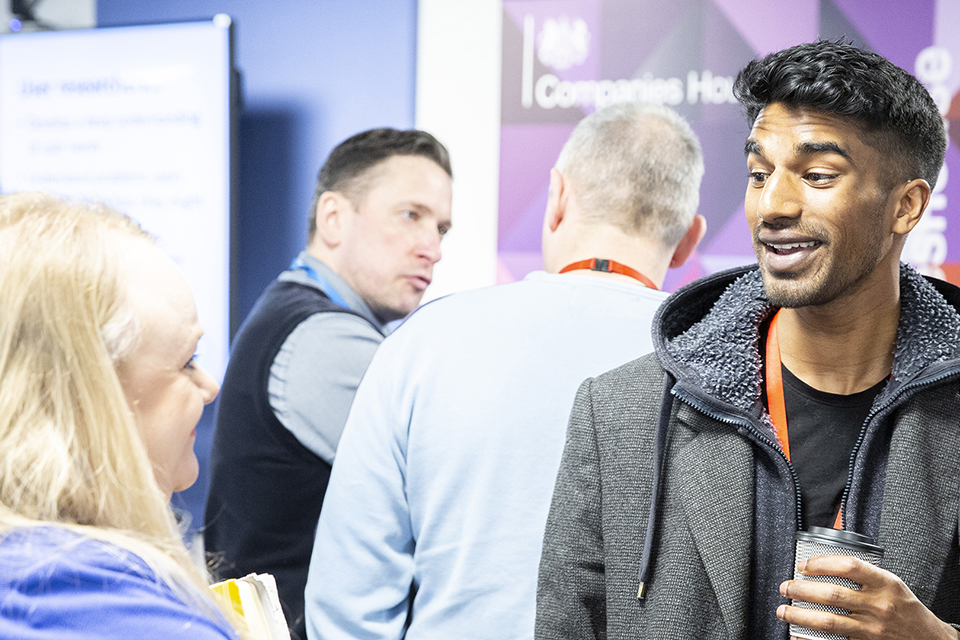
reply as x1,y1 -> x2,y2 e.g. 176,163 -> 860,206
672,386 -> 803,528
839,365 -> 960,529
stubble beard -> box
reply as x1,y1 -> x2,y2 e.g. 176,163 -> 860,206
757,232 -> 886,310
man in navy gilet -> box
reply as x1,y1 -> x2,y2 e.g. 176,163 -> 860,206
204,128 -> 453,640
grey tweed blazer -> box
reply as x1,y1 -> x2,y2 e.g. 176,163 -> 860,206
536,267 -> 960,640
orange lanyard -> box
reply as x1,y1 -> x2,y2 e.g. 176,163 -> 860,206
559,258 -> 659,290
765,309 -> 842,529
765,310 -> 791,461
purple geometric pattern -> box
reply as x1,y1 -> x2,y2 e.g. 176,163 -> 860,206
500,0 -> 959,288
832,0 -> 934,71
711,0 -> 818,56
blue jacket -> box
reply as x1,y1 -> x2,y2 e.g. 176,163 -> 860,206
0,526 -> 239,640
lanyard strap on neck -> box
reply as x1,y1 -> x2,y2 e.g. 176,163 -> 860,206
766,309 -> 843,529
289,256 -> 351,310
765,309 -> 790,461
559,258 -> 659,290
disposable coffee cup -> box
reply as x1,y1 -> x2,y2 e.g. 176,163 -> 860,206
790,526 -> 884,640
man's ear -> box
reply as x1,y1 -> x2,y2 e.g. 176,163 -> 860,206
545,168 -> 568,233
314,191 -> 350,248
892,178 -> 931,236
669,214 -> 707,269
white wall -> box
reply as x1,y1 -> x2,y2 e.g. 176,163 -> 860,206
416,0 -> 503,301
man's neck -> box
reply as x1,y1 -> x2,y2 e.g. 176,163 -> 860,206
548,224 -> 671,289
776,292 -> 900,396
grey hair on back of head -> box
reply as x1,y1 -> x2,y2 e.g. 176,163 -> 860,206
555,101 -> 704,246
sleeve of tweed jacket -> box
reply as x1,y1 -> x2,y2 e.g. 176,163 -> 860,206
535,378 -> 607,640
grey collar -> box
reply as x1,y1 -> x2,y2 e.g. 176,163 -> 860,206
279,251 -> 388,334
659,264 -> 960,414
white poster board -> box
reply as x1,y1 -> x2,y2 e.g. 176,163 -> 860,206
0,17 -> 235,380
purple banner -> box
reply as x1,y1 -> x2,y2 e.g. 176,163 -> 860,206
500,0 -> 960,290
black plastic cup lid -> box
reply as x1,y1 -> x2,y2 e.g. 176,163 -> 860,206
795,526 -> 884,555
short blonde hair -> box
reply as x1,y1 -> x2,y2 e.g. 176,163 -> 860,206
0,192 -> 243,635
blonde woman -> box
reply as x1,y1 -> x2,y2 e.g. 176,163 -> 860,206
0,193 -> 244,639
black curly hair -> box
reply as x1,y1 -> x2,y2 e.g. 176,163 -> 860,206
733,40 -> 946,190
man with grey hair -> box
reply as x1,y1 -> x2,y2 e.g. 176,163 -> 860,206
303,101 -> 706,640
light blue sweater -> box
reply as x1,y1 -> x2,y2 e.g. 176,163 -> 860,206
305,271 -> 668,640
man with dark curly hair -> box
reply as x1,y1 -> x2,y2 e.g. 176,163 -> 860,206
536,40 -> 959,640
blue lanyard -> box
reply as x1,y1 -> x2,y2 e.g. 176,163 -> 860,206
289,256 -> 351,310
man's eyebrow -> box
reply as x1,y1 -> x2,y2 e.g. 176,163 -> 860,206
400,200 -> 431,212
744,139 -> 761,157
795,141 -> 851,160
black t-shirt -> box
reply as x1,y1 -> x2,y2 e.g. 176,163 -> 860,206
782,365 -> 887,529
